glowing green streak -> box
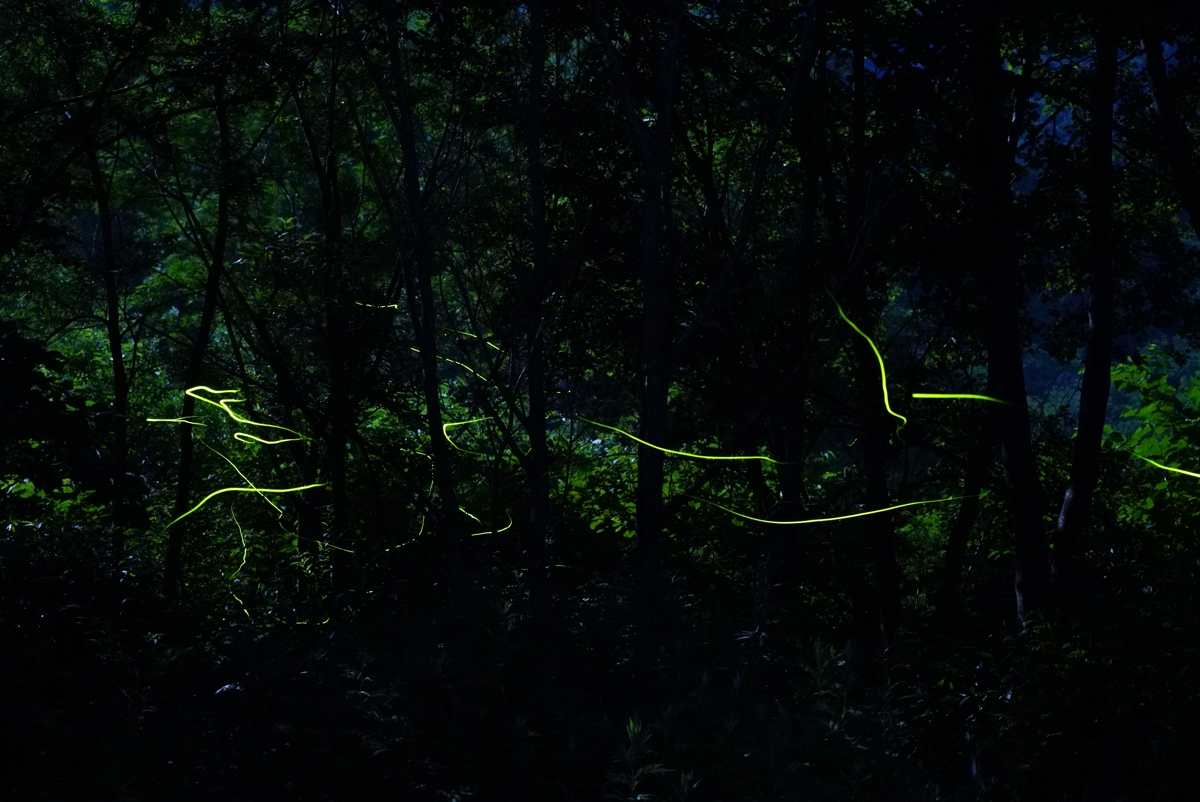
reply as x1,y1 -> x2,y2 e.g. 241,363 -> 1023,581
459,505 -> 517,535
200,441 -> 284,516
318,540 -> 355,554
409,347 -> 491,383
581,418 -> 792,464
1127,451 -> 1200,480
155,387 -> 332,573
468,512 -> 513,537
166,483 -> 327,530
186,386 -> 307,441
355,300 -> 400,309
229,508 -> 251,620
825,290 -> 907,428
399,477 -> 437,548
232,431 -> 305,445
687,493 -> 973,525
443,417 -> 495,457
388,502 -> 510,547
912,392 -> 1014,405
448,328 -> 502,352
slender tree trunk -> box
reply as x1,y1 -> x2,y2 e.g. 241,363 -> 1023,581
822,13 -> 902,637
636,147 -> 672,665
861,401 -> 901,634
378,4 -> 467,616
164,79 -> 232,594
940,432 -> 988,608
841,289 -> 902,636
1055,26 -> 1116,596
636,1 -> 684,666
323,73 -> 352,598
588,0 -> 685,664
1142,33 -> 1200,235
88,149 -> 129,567
820,165 -> 897,633
771,27 -> 821,535
765,166 -> 815,602
522,0 -> 554,639
965,20 -> 1050,620
296,58 -> 353,597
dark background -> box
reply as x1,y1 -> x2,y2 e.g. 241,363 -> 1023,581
3,1 -> 1200,799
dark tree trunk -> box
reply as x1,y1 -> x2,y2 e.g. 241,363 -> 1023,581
378,4 -> 467,617
296,56 -> 353,598
940,432 -> 989,609
88,149 -> 129,567
841,292 -> 902,637
1142,33 -> 1200,235
770,18 -> 821,545
822,13 -> 902,637
522,0 -> 554,639
861,404 -> 901,635
764,169 -> 815,604
820,160 -> 897,638
635,138 -> 672,666
589,0 -> 685,664
1055,25 -> 1117,597
163,77 -> 232,595
964,19 -> 1050,620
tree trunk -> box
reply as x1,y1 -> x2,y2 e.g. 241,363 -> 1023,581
163,77 -> 232,595
841,293 -> 902,637
635,142 -> 672,665
88,149 -> 129,567
940,432 -> 988,608
588,0 -> 685,664
1055,25 -> 1116,597
965,19 -> 1050,620
522,0 -> 554,640
768,23 -> 821,567
1142,33 -> 1200,235
295,61 -> 353,598
379,4 -> 467,617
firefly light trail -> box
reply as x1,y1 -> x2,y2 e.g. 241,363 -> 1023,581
823,289 -> 1018,409
1126,450 -> 1200,480
578,285 -> 1017,527
150,386 -> 329,552
687,493 -> 976,525
580,418 -> 794,464
825,288 -> 908,428
229,508 -> 250,619
185,386 -> 307,444
912,392 -> 1014,405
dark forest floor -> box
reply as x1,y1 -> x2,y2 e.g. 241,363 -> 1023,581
4,535 -> 1200,801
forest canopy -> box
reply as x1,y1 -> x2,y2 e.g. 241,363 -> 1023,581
4,1 -> 1200,799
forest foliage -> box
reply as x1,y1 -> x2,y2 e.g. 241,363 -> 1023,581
4,1 -> 1200,799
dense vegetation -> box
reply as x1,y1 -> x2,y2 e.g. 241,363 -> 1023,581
5,1 -> 1200,798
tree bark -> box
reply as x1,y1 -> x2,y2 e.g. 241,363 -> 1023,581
1142,34 -> 1200,235
764,159 -> 816,603
840,288 -> 902,637
940,431 -> 988,608
522,0 -> 554,639
964,18 -> 1050,621
588,0 -> 685,664
767,21 -> 823,576
378,4 -> 468,617
294,64 -> 353,598
88,149 -> 129,567
163,75 -> 232,595
1055,25 -> 1117,597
